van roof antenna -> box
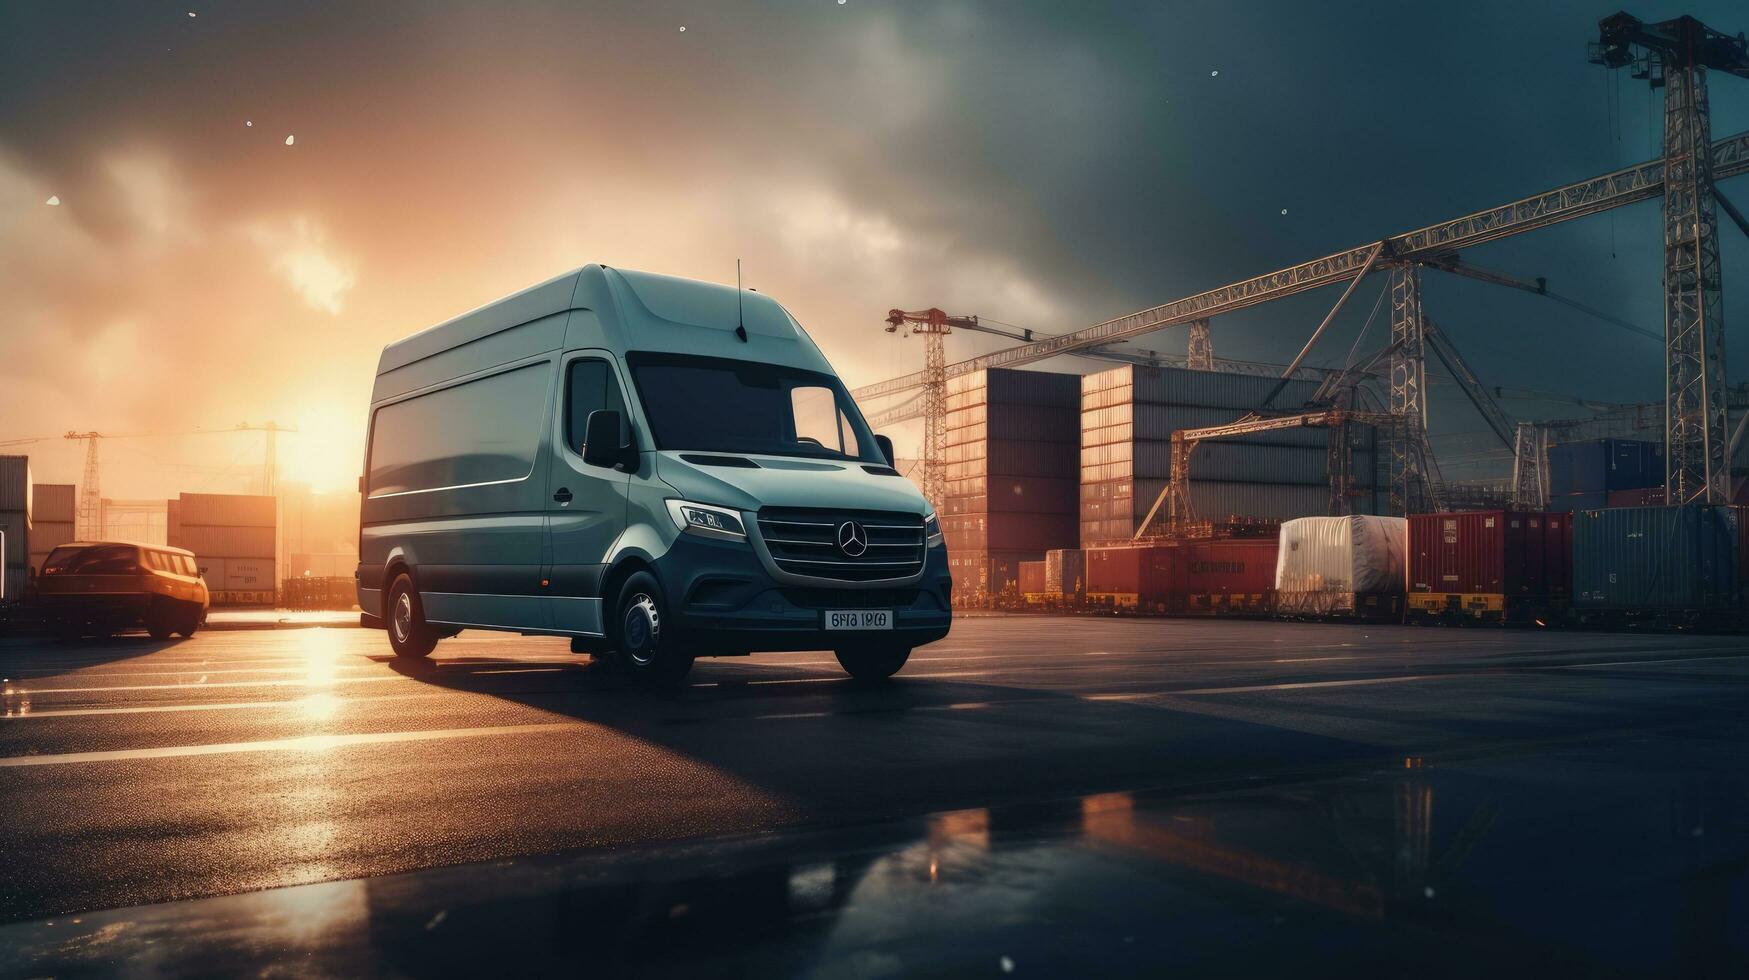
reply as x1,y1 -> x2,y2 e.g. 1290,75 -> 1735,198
734,259 -> 748,342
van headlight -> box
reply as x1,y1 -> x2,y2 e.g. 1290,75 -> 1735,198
924,511 -> 943,547
665,500 -> 748,542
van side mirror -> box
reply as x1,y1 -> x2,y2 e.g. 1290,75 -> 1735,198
583,410 -> 630,468
874,434 -> 896,467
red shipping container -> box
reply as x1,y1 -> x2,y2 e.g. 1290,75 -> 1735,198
1084,545 -> 1173,602
1607,486 -> 1666,507
1407,511 -> 1571,618
1017,560 -> 1047,595
1171,538 -> 1278,598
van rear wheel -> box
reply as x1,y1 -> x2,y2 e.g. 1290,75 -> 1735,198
835,645 -> 912,683
386,573 -> 439,659
612,572 -> 692,687
146,600 -> 178,641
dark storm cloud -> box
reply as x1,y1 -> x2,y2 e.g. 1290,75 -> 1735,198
1,1 -> 1746,492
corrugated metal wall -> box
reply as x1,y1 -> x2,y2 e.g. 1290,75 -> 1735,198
26,486 -> 75,576
942,368 -> 1081,596
0,457 -> 31,602
1079,365 -> 1378,544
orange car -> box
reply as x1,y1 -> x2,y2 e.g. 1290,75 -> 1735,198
35,541 -> 210,640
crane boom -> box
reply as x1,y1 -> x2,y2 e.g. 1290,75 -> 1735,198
852,130 -> 1749,401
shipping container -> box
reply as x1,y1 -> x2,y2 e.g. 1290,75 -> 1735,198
942,369 -> 1082,603
31,483 -> 76,523
0,456 -> 31,512
1084,544 -> 1174,608
175,493 -> 276,527
1548,439 -> 1663,496
169,524 -> 276,559
1275,515 -> 1407,619
1606,486 -> 1666,508
1406,511 -> 1571,622
1171,538 -> 1278,615
1045,548 -> 1085,595
1549,491 -> 1607,513
1018,560 -> 1047,597
1571,505 -> 1740,617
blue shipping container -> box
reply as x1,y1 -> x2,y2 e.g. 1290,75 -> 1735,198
1549,439 -> 1663,495
1572,505 -> 1741,611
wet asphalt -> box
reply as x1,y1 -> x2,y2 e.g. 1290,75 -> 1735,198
1,616 -> 1746,975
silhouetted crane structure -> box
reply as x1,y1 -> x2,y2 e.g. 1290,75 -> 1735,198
64,431 -> 103,540
856,11 -> 1748,515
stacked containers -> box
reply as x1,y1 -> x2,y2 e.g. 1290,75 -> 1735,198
1548,439 -> 1662,512
1079,365 -> 1377,544
1044,547 -> 1085,597
0,457 -> 29,603
168,493 -> 277,606
1571,505 -> 1740,618
26,484 -> 76,579
1275,515 -> 1407,619
941,369 -> 1081,598
1406,511 -> 1571,622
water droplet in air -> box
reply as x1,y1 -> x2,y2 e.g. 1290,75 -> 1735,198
246,120 -> 252,127
45,195 -> 60,206
679,25 -> 686,32
187,10 -> 197,17
1210,70 -> 1219,77
1000,956 -> 1015,973
285,134 -> 295,145
1280,208 -> 1288,215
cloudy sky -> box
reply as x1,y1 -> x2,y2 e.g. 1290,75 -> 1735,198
2,0 -> 1746,496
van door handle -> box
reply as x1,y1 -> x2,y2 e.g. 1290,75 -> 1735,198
553,487 -> 573,504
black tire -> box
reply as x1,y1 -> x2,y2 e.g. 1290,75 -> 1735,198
611,572 -> 692,686
177,604 -> 203,638
835,645 -> 912,683
146,600 -> 177,641
385,573 -> 439,659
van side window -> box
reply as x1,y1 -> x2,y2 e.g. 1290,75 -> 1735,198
566,359 -> 627,454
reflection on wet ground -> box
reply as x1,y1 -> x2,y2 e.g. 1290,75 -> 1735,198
5,725 -> 1744,978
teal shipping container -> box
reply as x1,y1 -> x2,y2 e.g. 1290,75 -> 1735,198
1571,506 -> 1741,611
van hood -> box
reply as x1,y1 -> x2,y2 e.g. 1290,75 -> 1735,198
652,452 -> 930,516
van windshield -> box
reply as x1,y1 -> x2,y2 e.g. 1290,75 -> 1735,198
627,353 -> 882,463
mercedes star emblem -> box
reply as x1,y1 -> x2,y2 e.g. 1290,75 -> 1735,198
836,520 -> 869,558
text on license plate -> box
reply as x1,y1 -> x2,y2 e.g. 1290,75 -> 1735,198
825,610 -> 893,630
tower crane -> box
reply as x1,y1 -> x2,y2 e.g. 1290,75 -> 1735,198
64,432 -> 103,540
1590,11 -> 1749,504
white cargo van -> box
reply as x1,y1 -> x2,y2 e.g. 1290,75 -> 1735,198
358,265 -> 951,683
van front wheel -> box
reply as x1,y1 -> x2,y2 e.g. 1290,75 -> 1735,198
386,573 -> 439,659
612,572 -> 692,686
835,645 -> 912,683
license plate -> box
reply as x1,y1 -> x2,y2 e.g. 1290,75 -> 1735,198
824,610 -> 893,630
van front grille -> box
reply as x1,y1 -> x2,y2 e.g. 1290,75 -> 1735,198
757,508 -> 925,583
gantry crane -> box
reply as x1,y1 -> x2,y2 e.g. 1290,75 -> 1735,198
64,432 -> 103,540
856,11 -> 1748,514
1589,12 -> 1749,504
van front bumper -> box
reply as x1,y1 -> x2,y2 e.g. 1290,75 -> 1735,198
651,534 -> 952,654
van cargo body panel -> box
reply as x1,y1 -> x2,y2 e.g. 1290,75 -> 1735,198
1406,510 -> 1570,621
